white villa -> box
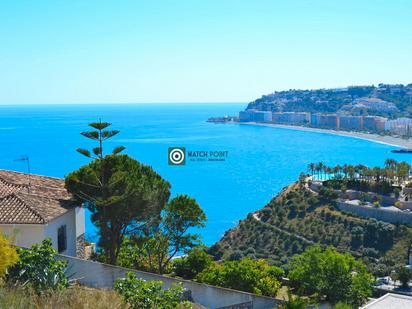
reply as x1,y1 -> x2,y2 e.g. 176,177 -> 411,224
0,170 -> 85,258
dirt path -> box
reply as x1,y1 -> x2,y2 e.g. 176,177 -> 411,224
252,212 -> 315,245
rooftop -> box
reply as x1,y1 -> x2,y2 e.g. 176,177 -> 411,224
361,293 -> 412,309
0,170 -> 77,224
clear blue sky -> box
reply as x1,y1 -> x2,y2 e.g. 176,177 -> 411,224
1,0 -> 411,104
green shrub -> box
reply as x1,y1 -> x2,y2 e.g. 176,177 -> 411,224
114,272 -> 190,309
7,239 -> 69,293
394,266 -> 412,288
197,258 -> 283,297
332,302 -> 352,309
288,245 -> 373,307
282,292 -> 307,309
173,246 -> 212,279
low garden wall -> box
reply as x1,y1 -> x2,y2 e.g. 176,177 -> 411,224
309,182 -> 396,206
310,181 -> 412,211
337,201 -> 412,226
57,254 -> 282,309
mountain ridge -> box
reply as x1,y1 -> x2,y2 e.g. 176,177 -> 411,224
247,83 -> 412,118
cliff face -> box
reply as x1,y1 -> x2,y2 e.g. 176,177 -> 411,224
246,84 -> 412,117
210,182 -> 412,276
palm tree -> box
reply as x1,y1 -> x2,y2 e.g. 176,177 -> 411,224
347,165 -> 355,180
315,163 -> 322,181
363,167 -> 372,183
343,164 -> 349,179
372,167 -> 381,183
333,166 -> 341,179
336,165 -> 342,179
384,159 -> 396,182
356,164 -> 367,181
326,166 -> 333,179
397,161 -> 411,184
354,165 -> 361,180
385,158 -> 397,170
308,163 -> 315,177
318,162 -> 325,180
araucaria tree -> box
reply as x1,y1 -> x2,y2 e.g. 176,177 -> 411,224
76,120 -> 126,160
65,121 -> 171,264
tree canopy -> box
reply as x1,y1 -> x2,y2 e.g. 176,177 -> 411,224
288,245 -> 373,306
118,194 -> 206,274
173,246 -> 213,279
67,121 -> 206,268
197,258 -> 284,297
66,154 -> 171,264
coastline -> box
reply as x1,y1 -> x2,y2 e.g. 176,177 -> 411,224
239,122 -> 412,149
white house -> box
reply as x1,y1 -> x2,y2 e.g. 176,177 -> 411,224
361,293 -> 412,309
0,170 -> 85,258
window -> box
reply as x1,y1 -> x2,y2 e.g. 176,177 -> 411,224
57,225 -> 67,253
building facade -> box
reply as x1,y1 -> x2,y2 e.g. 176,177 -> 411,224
238,109 -> 391,134
239,110 -> 255,122
272,112 -> 310,124
385,118 -> 412,136
239,110 -> 272,122
0,170 -> 85,258
363,116 -> 387,132
253,111 -> 272,122
339,115 -> 364,130
311,113 -> 339,129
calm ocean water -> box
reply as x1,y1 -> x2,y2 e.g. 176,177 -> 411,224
0,103 -> 406,245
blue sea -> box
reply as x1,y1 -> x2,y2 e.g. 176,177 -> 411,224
0,103 -> 406,245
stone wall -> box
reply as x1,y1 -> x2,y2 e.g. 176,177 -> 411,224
309,182 -> 396,206
58,254 -> 282,309
337,201 -> 412,226
310,182 -> 412,214
75,233 -> 85,259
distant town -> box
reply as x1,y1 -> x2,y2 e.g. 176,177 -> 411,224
238,110 -> 412,136
210,83 -> 412,138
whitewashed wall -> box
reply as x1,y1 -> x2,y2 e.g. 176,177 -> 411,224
44,208 -> 77,256
0,224 -> 44,248
58,254 -> 282,309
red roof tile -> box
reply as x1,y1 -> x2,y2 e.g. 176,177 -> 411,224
0,170 -> 78,224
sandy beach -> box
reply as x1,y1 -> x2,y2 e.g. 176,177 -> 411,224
239,122 -> 412,149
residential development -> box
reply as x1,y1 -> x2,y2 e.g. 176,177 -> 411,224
238,109 -> 408,135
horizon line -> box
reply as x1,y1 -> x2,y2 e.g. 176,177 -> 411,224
0,101 -> 248,106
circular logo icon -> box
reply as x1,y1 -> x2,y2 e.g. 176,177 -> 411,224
168,147 -> 186,165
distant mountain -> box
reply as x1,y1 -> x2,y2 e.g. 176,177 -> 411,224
247,84 -> 412,118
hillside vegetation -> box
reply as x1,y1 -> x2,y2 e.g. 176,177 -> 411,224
210,181 -> 412,276
247,84 -> 412,117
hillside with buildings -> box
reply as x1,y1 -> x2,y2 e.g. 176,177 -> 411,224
210,161 -> 412,277
239,84 -> 412,137
247,84 -> 412,117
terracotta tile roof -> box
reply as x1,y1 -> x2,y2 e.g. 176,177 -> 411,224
0,170 -> 78,224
